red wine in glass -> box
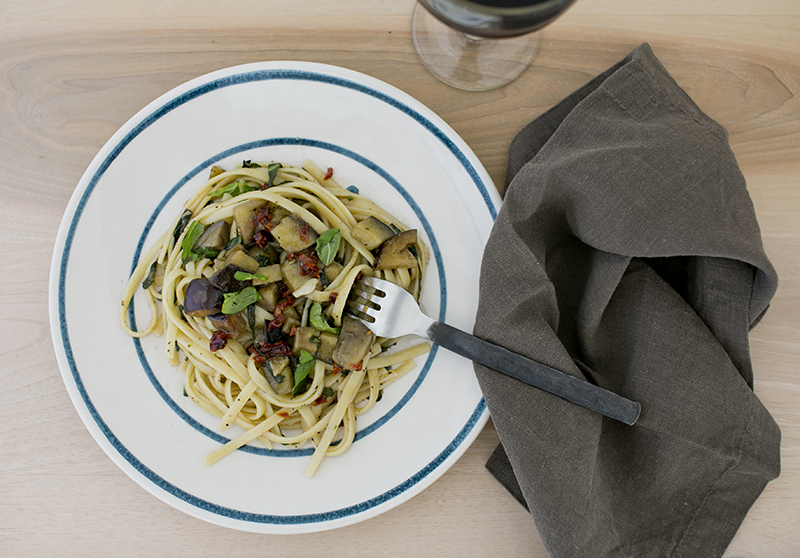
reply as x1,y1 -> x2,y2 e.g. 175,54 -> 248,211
412,0 -> 577,90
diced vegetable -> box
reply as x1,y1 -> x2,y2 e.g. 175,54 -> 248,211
271,215 -> 318,253
374,229 -> 418,269
183,278 -> 223,317
256,283 -> 280,312
263,356 -> 293,395
332,316 -> 374,371
280,259 -> 307,292
233,199 -> 266,244
207,312 -> 246,338
351,216 -> 396,250
250,264 -> 282,286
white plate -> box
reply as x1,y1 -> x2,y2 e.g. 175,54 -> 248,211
49,61 -> 501,533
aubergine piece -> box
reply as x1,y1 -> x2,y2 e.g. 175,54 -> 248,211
183,278 -> 223,317
256,283 -> 280,312
209,264 -> 250,293
271,215 -> 318,254
351,216 -> 396,250
207,312 -> 246,338
374,229 -> 418,270
263,356 -> 293,395
292,327 -> 336,364
233,199 -> 266,244
195,219 -> 230,252
209,246 -> 261,292
332,316 -> 374,371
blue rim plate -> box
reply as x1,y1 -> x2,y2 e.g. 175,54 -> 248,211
48,61 -> 500,533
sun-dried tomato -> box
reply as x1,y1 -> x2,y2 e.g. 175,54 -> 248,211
247,345 -> 266,365
254,229 -> 270,249
209,330 -> 231,352
295,252 -> 321,277
299,222 -> 310,243
332,364 -> 344,375
324,167 -> 334,180
257,341 -> 293,358
329,292 -> 338,304
268,297 -> 295,330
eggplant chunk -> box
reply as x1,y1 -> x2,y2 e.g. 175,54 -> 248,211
252,264 -> 282,286
209,264 -> 250,293
223,245 -> 260,273
271,215 -> 318,254
263,356 -> 293,396
332,316 -> 374,371
233,199 -> 266,244
183,278 -> 223,317
374,229 -> 418,270
256,283 -> 280,312
293,327 -> 338,364
207,312 -> 246,338
351,216 -> 396,250
195,220 -> 230,252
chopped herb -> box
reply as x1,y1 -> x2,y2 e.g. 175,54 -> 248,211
246,304 -> 256,336
178,305 -> 188,322
142,261 -> 158,290
322,386 -> 334,398
266,162 -> 282,187
224,236 -> 242,250
309,302 -> 340,334
291,350 -> 315,397
242,160 -> 261,168
172,209 -> 193,244
253,252 -> 272,266
194,247 -> 219,260
210,179 -> 255,199
376,389 -> 383,402
234,270 -> 271,283
315,228 -> 341,266
181,221 -> 205,263
221,286 -> 261,314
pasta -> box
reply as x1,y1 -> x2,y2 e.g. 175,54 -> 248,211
121,159 -> 430,477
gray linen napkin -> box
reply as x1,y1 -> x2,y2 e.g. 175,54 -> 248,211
473,43 -> 781,558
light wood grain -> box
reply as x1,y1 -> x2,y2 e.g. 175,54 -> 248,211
1,1 -> 798,556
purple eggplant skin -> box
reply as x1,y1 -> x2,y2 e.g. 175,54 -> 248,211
183,278 -> 223,317
209,264 -> 250,293
207,312 -> 247,337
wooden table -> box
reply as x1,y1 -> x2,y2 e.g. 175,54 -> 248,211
2,1 -> 798,556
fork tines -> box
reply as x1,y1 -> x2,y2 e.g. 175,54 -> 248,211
344,280 -> 385,324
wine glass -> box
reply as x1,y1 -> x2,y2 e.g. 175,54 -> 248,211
412,0 -> 578,91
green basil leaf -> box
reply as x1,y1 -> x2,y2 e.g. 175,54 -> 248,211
309,302 -> 340,334
181,221 -> 205,263
291,350 -> 316,398
141,261 -> 158,290
172,209 -> 193,244
234,270 -> 271,283
266,162 -> 282,187
242,160 -> 261,168
221,286 -> 261,314
315,228 -> 341,267
210,179 -> 255,199
224,235 -> 242,251
194,247 -> 219,260
322,386 -> 334,398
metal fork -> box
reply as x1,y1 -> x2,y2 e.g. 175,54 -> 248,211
347,277 -> 641,425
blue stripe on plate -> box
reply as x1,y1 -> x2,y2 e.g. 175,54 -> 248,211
58,67 -> 496,526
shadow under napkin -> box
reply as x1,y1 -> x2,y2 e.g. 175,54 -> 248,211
473,43 -> 780,558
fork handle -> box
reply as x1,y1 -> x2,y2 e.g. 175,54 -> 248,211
427,322 -> 641,425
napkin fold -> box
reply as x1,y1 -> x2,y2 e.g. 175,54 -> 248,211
473,43 -> 780,558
